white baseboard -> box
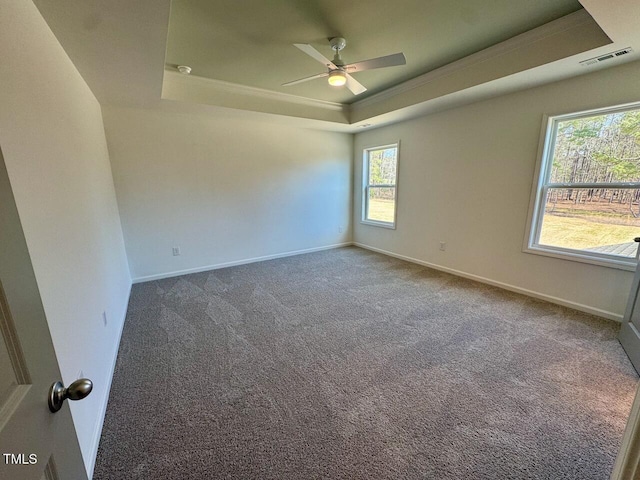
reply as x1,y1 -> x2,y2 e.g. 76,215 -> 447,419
132,242 -> 354,284
86,280 -> 132,479
354,242 -> 623,322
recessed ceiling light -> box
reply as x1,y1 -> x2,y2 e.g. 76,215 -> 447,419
177,65 -> 192,75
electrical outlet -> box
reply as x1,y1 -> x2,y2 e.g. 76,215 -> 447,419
172,246 -> 181,256
102,310 -> 108,326
439,242 -> 446,251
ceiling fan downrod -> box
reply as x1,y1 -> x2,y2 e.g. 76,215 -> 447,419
330,37 -> 347,67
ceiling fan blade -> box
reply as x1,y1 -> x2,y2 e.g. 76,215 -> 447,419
282,72 -> 329,87
344,52 -> 406,72
345,73 -> 367,95
293,43 -> 338,69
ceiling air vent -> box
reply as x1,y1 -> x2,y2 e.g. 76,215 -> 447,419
580,47 -> 633,67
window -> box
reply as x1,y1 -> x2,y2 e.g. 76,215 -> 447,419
362,143 -> 399,228
526,103 -> 640,270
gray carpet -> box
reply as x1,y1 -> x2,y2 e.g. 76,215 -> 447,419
94,246 -> 638,479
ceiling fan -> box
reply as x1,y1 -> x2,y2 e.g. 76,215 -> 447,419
282,37 -> 406,95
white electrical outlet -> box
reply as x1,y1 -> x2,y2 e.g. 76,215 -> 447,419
172,246 -> 181,256
102,310 -> 108,326
439,242 -> 446,251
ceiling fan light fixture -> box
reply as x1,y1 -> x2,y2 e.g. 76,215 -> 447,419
328,70 -> 347,87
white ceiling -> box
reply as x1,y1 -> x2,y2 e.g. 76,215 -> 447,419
165,0 -> 584,104
33,0 -> 640,133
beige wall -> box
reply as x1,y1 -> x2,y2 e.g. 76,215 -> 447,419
0,2 -> 131,476
354,60 -> 640,319
103,106 -> 353,281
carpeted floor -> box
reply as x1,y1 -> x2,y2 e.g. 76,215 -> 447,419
93,246 -> 638,479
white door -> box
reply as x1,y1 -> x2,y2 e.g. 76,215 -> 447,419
619,255 -> 640,374
0,149 -> 87,479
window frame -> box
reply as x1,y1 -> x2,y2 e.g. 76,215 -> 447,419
361,142 -> 400,229
524,102 -> 640,271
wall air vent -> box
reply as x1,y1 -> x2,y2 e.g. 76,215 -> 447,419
580,47 -> 633,67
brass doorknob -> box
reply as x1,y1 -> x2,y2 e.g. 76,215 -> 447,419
48,378 -> 93,413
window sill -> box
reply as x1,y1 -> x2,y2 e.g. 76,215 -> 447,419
524,245 -> 637,271
361,220 -> 396,230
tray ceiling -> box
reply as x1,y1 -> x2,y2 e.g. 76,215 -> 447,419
166,0 -> 583,104
32,0 -> 640,131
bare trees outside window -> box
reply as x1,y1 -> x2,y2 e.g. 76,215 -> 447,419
363,144 -> 399,228
527,104 -> 640,268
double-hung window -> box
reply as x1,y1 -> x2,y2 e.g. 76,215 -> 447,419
362,143 -> 399,228
526,103 -> 640,270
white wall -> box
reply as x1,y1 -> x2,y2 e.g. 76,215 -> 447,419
0,2 -> 131,476
103,106 -> 353,281
354,60 -> 640,320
